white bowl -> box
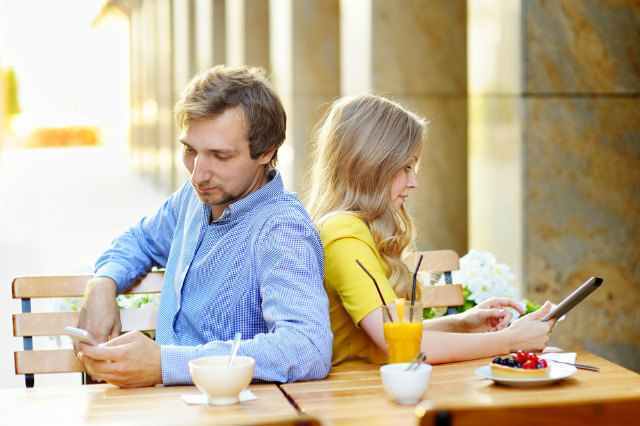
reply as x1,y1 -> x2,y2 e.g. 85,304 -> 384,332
380,362 -> 432,405
188,356 -> 255,406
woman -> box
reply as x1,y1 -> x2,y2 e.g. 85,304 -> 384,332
307,94 -> 553,365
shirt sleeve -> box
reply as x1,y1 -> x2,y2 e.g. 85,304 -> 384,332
324,236 -> 397,326
159,214 -> 332,385
94,184 -> 185,293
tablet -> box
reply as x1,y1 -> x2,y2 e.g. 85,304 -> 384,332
542,277 -> 603,321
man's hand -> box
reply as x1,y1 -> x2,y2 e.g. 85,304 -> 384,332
75,277 -> 121,354
460,297 -> 525,332
78,331 -> 162,388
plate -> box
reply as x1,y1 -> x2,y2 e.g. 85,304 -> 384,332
475,363 -> 577,387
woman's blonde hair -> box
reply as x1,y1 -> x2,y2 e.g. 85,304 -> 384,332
307,94 -> 427,297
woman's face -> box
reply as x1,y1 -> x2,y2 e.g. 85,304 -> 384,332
390,156 -> 419,209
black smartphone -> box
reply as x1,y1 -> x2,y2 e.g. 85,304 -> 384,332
542,276 -> 603,321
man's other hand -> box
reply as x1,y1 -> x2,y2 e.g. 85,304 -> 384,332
78,331 -> 163,388
75,277 -> 121,354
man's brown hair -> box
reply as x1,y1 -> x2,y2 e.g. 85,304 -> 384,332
175,65 -> 286,168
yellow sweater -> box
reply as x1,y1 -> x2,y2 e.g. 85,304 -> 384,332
318,212 -> 397,365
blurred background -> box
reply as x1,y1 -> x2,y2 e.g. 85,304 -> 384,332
0,0 -> 638,388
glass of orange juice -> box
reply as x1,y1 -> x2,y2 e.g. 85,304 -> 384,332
383,299 -> 423,364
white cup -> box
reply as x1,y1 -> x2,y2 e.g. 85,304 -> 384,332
189,356 -> 255,406
380,362 -> 432,405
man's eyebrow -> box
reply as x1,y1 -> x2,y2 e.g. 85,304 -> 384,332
178,140 -> 236,154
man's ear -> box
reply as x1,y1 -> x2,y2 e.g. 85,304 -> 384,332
256,147 -> 276,166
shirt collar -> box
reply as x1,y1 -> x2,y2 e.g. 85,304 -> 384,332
203,169 -> 283,225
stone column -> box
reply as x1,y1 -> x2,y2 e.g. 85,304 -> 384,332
156,0 -> 175,191
225,0 -> 270,69
469,0 -> 640,371
194,0 -> 226,72
129,1 -> 144,172
341,0 -> 468,255
467,1 -> 524,283
140,0 -> 160,182
270,0 -> 340,194
172,0 -> 196,190
0,65 -> 4,150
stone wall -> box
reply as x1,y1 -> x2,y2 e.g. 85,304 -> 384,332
523,0 -> 640,371
469,0 -> 640,372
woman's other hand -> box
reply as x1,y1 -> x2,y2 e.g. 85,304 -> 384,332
460,297 -> 525,333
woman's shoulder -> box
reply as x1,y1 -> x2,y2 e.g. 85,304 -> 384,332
317,211 -> 373,245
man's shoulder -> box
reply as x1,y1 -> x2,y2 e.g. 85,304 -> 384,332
256,193 -> 314,225
171,181 -> 198,206
251,194 -> 319,240
160,182 -> 199,225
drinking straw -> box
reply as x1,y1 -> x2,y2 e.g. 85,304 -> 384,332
409,254 -> 424,321
227,332 -> 242,367
356,259 -> 394,322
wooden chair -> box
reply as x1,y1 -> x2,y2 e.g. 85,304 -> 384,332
260,416 -> 322,426
406,250 -> 464,314
11,272 -> 163,387
418,399 -> 639,426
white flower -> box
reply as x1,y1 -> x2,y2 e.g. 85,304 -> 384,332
437,249 -> 523,310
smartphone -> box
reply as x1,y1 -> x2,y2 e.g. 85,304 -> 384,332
63,326 -> 97,346
542,277 -> 603,322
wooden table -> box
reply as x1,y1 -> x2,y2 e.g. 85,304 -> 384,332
279,351 -> 640,426
0,383 -> 300,426
3,351 -> 639,425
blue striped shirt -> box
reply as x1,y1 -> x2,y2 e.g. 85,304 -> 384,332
94,171 -> 332,384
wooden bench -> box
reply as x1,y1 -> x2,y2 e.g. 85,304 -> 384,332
12,272 -> 164,387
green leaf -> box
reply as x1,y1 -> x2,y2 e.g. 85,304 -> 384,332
462,287 -> 472,298
423,308 -> 437,319
525,299 -> 540,314
462,300 -> 475,312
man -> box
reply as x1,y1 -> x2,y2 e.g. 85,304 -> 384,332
76,66 -> 332,387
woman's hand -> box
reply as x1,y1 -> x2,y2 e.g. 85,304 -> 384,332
503,301 -> 555,352
460,297 -> 525,333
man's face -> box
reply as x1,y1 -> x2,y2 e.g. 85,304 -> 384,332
179,107 -> 273,215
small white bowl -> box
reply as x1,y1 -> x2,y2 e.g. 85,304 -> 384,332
188,356 -> 255,406
380,362 -> 432,405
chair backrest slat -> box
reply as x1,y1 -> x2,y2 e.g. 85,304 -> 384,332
15,349 -> 83,374
422,284 -> 464,307
407,250 -> 460,273
12,272 -> 164,298
13,306 -> 158,337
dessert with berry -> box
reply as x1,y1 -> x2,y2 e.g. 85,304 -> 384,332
491,351 -> 549,378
